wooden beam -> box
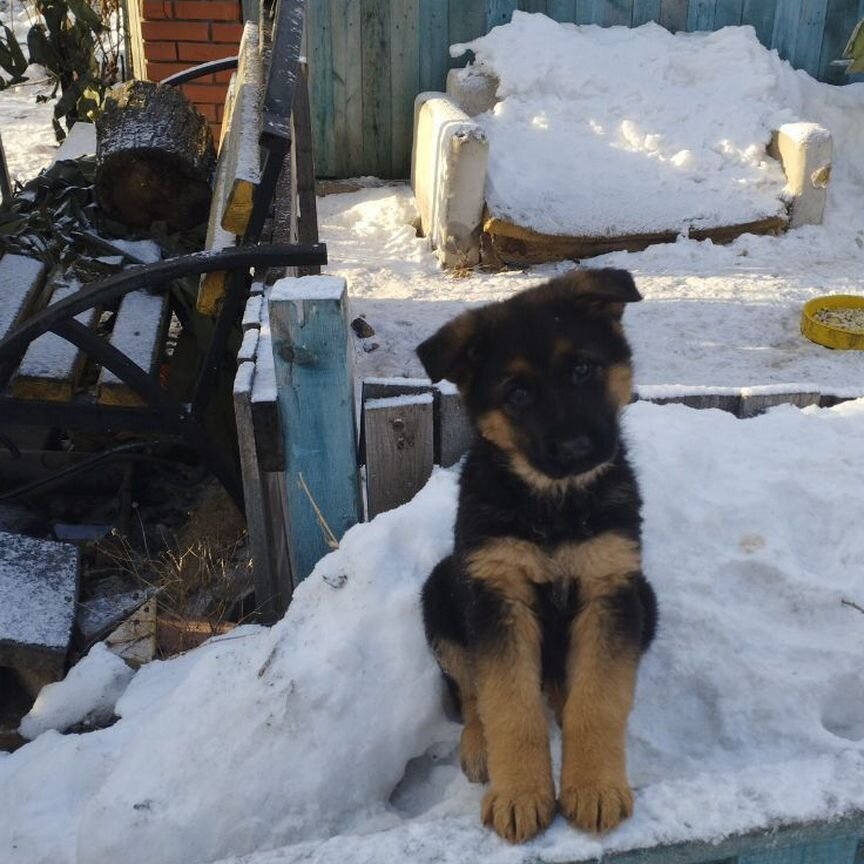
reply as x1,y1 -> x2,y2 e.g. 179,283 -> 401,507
269,276 -> 362,583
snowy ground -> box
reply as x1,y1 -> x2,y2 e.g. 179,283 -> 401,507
3,399 -> 864,864
0,0 -> 57,184
2,14 -> 864,864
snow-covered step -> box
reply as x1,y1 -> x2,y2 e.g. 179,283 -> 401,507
98,289 -> 169,406
0,252 -> 48,343
12,277 -> 98,401
0,531 -> 80,692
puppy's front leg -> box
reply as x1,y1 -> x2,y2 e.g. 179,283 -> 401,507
559,533 -> 643,834
474,612 -> 555,844
468,541 -> 555,844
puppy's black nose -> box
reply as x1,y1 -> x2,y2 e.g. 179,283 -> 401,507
554,436 -> 592,464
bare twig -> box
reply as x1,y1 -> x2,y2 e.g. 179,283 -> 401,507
297,472 -> 340,550
841,598 -> 864,616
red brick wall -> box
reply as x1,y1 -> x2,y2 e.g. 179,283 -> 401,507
138,0 -> 243,140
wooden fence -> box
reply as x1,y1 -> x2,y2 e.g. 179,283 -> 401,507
305,0 -> 864,179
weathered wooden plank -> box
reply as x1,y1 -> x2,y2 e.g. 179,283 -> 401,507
269,276 -> 362,583
361,0 -> 393,176
547,0 -> 577,21
420,0 -> 450,91
13,279 -> 99,402
488,0 -> 519,28
448,0 -> 485,66
293,64 -> 322,274
574,0 -> 595,22
738,834 -> 860,864
520,0 -> 549,14
632,0 -> 662,25
659,0 -> 689,30
364,392 -> 434,517
0,253 -> 48,343
738,389 -> 821,418
742,0 -> 777,46
197,73 -> 238,315
793,0 -> 830,77
331,0 -> 364,176
250,297 -> 284,472
607,814 -> 864,864
307,0 -> 336,177
771,0 -> 803,61
233,360 -> 284,621
713,0 -> 744,26
436,386 -> 474,466
391,0 -> 421,178
98,289 -> 169,407
688,0 -> 717,30
220,22 -> 263,236
359,378 -> 431,461
602,0 -> 632,24
587,0 -> 606,23
818,0 -> 862,83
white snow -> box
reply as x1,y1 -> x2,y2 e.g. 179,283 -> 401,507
0,0 -> 57,184
3,402 -> 864,863
366,392 -> 434,409
269,274 -> 347,303
4,13 -> 864,864
99,290 -> 167,386
453,16 -> 791,237
19,642 -> 134,739
15,279 -> 93,380
310,29 -> 864,396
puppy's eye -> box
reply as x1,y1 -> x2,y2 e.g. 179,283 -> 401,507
505,385 -> 534,409
571,360 -> 595,383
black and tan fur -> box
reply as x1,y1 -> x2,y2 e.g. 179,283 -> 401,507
417,268 -> 657,844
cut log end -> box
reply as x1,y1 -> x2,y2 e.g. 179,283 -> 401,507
95,80 -> 216,231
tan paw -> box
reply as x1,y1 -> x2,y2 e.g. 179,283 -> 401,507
559,780 -> 633,834
459,723 -> 489,783
481,787 -> 556,843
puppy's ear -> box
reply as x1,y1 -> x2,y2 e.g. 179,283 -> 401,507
416,311 -> 479,386
554,267 -> 642,319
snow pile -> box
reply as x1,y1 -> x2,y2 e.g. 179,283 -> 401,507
453,15 -> 793,236
3,400 -> 864,864
19,642 -> 134,739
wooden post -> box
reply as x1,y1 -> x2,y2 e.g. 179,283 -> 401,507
435,385 -> 474,467
269,276 -> 362,583
364,393 -> 434,518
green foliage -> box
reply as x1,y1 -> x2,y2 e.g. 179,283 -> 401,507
0,0 -> 122,139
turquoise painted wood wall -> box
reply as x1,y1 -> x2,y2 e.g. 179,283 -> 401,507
306,0 -> 864,178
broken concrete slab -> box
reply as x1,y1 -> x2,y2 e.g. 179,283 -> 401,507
770,122 -> 832,228
411,93 -> 489,269
0,531 -> 79,682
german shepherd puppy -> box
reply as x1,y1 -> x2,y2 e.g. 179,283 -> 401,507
417,268 -> 657,844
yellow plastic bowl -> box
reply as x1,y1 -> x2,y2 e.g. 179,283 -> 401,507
801,295 -> 864,350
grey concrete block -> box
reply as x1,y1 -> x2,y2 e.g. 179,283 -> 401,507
770,123 -> 833,228
0,532 -> 79,678
411,93 -> 489,269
